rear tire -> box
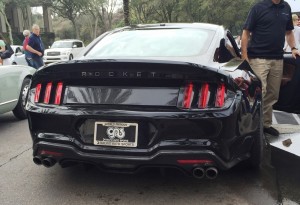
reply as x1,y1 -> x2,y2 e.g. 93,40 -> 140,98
12,78 -> 31,120
246,107 -> 264,169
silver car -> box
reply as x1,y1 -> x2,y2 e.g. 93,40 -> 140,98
0,65 -> 36,119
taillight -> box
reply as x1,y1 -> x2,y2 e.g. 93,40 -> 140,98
215,83 -> 226,107
54,82 -> 63,105
43,82 -> 53,104
34,83 -> 42,103
198,83 -> 210,108
183,83 -> 194,109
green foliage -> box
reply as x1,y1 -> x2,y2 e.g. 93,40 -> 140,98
1,0 -> 260,45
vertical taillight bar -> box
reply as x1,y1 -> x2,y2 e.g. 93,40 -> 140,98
34,83 -> 42,103
54,82 -> 63,105
215,83 -> 226,107
198,83 -> 210,108
43,82 -> 52,104
183,83 -> 194,109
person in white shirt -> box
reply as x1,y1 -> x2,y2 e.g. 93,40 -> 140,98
284,14 -> 300,52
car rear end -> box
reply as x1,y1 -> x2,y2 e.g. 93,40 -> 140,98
26,59 -> 256,178
26,24 -> 261,178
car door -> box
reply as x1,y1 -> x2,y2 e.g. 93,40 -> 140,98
0,66 -> 20,114
273,54 -> 300,113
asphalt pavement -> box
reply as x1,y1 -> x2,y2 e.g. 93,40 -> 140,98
0,112 -> 299,205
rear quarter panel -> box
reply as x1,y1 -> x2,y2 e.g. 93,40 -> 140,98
0,65 -> 35,114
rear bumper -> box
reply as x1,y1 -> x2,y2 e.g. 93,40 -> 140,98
33,140 -> 249,174
27,98 -> 259,173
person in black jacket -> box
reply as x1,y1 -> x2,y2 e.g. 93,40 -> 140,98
241,0 -> 300,137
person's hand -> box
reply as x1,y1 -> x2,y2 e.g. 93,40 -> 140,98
292,49 -> 300,59
241,53 -> 249,62
36,51 -> 42,57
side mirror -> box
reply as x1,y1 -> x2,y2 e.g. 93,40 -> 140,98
72,45 -> 77,48
48,46 -> 51,49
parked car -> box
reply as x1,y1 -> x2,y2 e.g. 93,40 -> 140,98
43,39 -> 85,64
10,45 -> 28,65
26,23 -> 265,179
0,65 -> 36,119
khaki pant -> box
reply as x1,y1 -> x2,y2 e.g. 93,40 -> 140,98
249,58 -> 283,128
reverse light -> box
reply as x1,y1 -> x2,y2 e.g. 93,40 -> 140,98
34,83 -> 42,103
215,83 -> 226,107
54,82 -> 63,105
198,83 -> 210,108
183,83 -> 194,109
43,82 -> 53,104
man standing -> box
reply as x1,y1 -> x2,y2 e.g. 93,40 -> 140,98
241,0 -> 300,137
26,24 -> 44,69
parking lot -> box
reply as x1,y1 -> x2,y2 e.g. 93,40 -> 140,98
1,112 -> 299,205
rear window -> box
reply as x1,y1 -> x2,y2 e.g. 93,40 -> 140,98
85,28 -> 215,58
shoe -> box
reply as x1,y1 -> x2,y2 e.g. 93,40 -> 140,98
263,127 -> 279,137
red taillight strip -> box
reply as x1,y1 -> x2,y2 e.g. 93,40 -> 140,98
40,150 -> 64,157
34,83 -> 42,103
54,82 -> 63,105
198,83 -> 210,108
43,82 -> 53,104
177,159 -> 213,164
183,83 -> 194,109
215,83 -> 226,107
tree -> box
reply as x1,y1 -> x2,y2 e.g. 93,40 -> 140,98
50,0 -> 88,39
130,0 -> 156,24
123,0 -> 130,26
0,0 -> 13,44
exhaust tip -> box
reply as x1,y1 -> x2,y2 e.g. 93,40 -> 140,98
42,158 -> 56,168
192,167 -> 205,179
205,167 -> 218,179
33,156 -> 42,165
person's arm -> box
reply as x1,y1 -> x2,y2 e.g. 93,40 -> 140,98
0,40 -> 5,52
241,29 -> 251,62
26,45 -> 42,56
286,30 -> 300,58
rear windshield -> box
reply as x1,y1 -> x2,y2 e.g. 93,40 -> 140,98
85,28 -> 215,58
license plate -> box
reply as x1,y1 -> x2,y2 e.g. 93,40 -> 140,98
94,122 -> 138,147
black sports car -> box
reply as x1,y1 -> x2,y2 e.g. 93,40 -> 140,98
26,23 -> 265,179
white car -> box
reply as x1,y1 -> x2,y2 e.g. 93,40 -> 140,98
4,45 -> 28,66
43,39 -> 85,64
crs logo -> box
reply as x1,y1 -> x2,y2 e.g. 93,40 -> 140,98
106,127 -> 125,139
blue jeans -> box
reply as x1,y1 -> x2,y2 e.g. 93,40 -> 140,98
32,57 -> 44,69
25,58 -> 33,67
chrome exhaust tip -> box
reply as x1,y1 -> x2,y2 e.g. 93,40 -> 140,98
33,156 -> 42,165
192,167 -> 205,179
205,167 -> 218,179
41,158 -> 56,168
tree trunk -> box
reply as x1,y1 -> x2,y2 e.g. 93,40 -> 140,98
2,12 -> 13,44
94,17 -> 98,39
123,0 -> 130,26
71,19 -> 79,39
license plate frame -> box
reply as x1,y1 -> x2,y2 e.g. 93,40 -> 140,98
93,122 -> 138,147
